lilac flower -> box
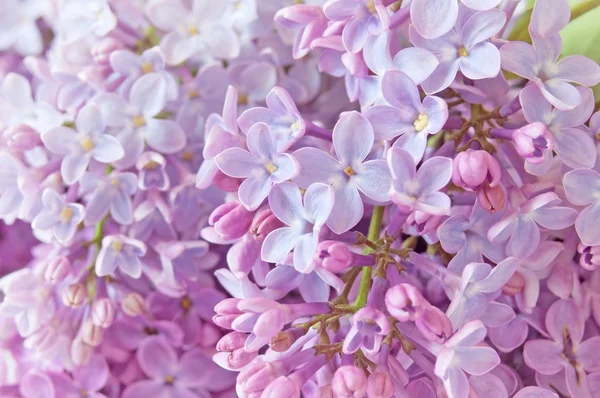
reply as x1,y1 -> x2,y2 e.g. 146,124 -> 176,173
261,182 -> 334,273
42,104 -> 124,185
293,111 -> 391,234
343,307 -> 390,354
0,0 -> 46,55
410,0 -> 502,39
410,8 -> 506,94
387,148 -> 453,217
523,299 -> 600,397
31,189 -> 85,244
446,258 -> 518,329
58,0 -> 117,42
434,321 -> 500,398
563,169 -> 600,246
93,74 -> 186,162
122,336 -> 216,398
488,192 -> 578,259
275,4 -> 328,59
521,85 -> 596,169
51,354 -> 109,398
146,0 -> 240,64
365,70 -> 448,162
136,152 -> 170,191
81,172 -> 137,225
323,0 -> 390,53
500,36 -> 600,110
215,123 -> 299,211
96,235 -> 147,279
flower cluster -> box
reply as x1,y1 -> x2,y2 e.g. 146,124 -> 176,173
1,0 -> 600,398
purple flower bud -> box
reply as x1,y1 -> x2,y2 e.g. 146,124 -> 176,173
121,292 -> 145,316
216,331 -> 247,352
367,370 -> 395,398
91,298 -> 116,328
415,305 -> 452,344
91,37 -> 123,64
71,339 -> 93,366
5,124 -> 40,152
238,358 -> 278,394
81,320 -> 104,347
213,298 -> 243,329
385,283 -> 425,322
502,272 -> 526,296
478,183 -> 506,213
512,122 -> 555,164
262,376 -> 301,398
62,283 -> 86,308
332,366 -> 367,398
215,347 -> 257,370
314,241 -> 354,272
578,243 -> 600,271
44,256 -> 71,284
209,202 -> 254,240
250,209 -> 283,242
452,149 -> 501,191
214,170 -> 241,192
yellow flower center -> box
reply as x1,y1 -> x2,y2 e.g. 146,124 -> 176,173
344,166 -> 356,177
80,137 -> 94,152
181,151 -> 194,161
366,0 -> 377,14
188,89 -> 199,99
111,241 -> 124,251
238,94 -> 249,106
132,115 -> 146,127
165,375 -> 175,384
180,296 -> 193,311
458,47 -> 469,57
145,160 -> 160,170
141,61 -> 153,74
111,178 -> 120,186
188,25 -> 198,35
413,114 -> 429,132
265,162 -> 278,174
291,120 -> 300,131
60,207 -> 74,223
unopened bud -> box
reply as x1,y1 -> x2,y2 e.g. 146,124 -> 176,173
62,283 -> 86,308
44,256 -> 71,284
71,339 -> 93,366
81,320 -> 104,346
209,201 -> 254,240
332,366 -> 367,398
92,298 -> 116,328
503,272 -> 526,296
122,292 -> 145,317
478,183 -> 505,213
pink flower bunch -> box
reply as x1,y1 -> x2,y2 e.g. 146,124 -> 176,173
1,0 -> 600,397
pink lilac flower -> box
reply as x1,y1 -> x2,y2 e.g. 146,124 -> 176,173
95,235 -> 147,279
563,168 -> 600,246
32,189 -> 85,244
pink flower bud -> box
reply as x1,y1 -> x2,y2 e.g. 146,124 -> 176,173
385,283 -> 425,322
367,371 -> 394,398
512,122 -> 555,164
214,170 -> 241,192
92,37 -> 123,64
5,124 -> 40,152
71,339 -> 93,366
452,149 -> 501,191
213,298 -> 242,329
238,358 -> 277,394
44,256 -> 71,284
478,183 -> 505,213
314,241 -> 354,272
217,331 -> 247,352
262,376 -> 301,398
250,209 -> 283,242
62,283 -> 86,308
122,293 -> 145,316
415,305 -> 452,344
503,272 -> 526,296
270,331 -> 294,352
92,298 -> 116,328
209,201 -> 254,240
332,366 -> 367,398
81,320 -> 104,346
226,348 -> 258,369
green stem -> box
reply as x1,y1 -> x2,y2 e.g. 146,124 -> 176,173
353,206 -> 385,309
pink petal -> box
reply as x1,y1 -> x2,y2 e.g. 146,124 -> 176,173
136,336 -> 178,379
523,340 -> 563,375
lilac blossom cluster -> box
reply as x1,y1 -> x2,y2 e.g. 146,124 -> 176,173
1,0 -> 600,397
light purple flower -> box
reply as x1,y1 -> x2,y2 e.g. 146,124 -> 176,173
364,70 -> 448,162
58,0 -> 117,42
500,35 -> 600,110
434,320 -> 500,398
410,8 -> 506,94
563,169 -> 600,246
122,335 -> 216,398
275,4 -> 328,59
31,189 -> 85,244
521,85 -> 596,169
387,148 -> 453,217
0,0 -> 46,55
343,306 -> 390,354
215,123 -> 299,211
93,74 -> 186,163
523,299 -> 600,397
42,104 -> 124,185
261,182 -> 334,273
81,172 -> 137,225
293,111 -> 391,234
96,235 -> 147,279
410,0 -> 502,39
488,192 -> 578,259
323,0 -> 390,53
136,152 -> 170,191
51,354 -> 109,398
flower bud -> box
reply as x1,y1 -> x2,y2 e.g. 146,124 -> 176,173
217,331 -> 247,352
478,183 -> 505,213
332,366 -> 367,398
452,149 -> 501,191
209,201 -> 254,240
415,305 -> 452,344
262,376 -> 301,398
503,272 -> 526,296
92,298 -> 116,328
367,371 -> 395,398
238,358 -> 277,393
122,292 -> 145,317
62,283 -> 86,308
214,347 -> 257,370
512,122 -> 555,164
92,37 -> 123,64
214,170 -> 241,192
81,320 -> 104,346
250,209 -> 283,242
314,241 -> 354,272
578,243 -> 600,271
71,339 -> 93,366
213,298 -> 242,329
270,331 -> 295,352
385,283 -> 425,322
5,124 -> 40,152
44,256 -> 71,284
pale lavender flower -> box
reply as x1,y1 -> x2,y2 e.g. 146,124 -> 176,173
82,172 -> 137,225
51,354 -> 109,398
293,111 -> 391,234
42,104 -> 124,185
0,0 -> 46,55
96,235 -> 147,279
343,307 -> 390,354
31,189 -> 85,244
410,8 -> 506,94
563,168 -> 600,246
58,0 -> 117,42
136,152 -> 170,191
364,70 -> 448,162
261,182 -> 334,273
